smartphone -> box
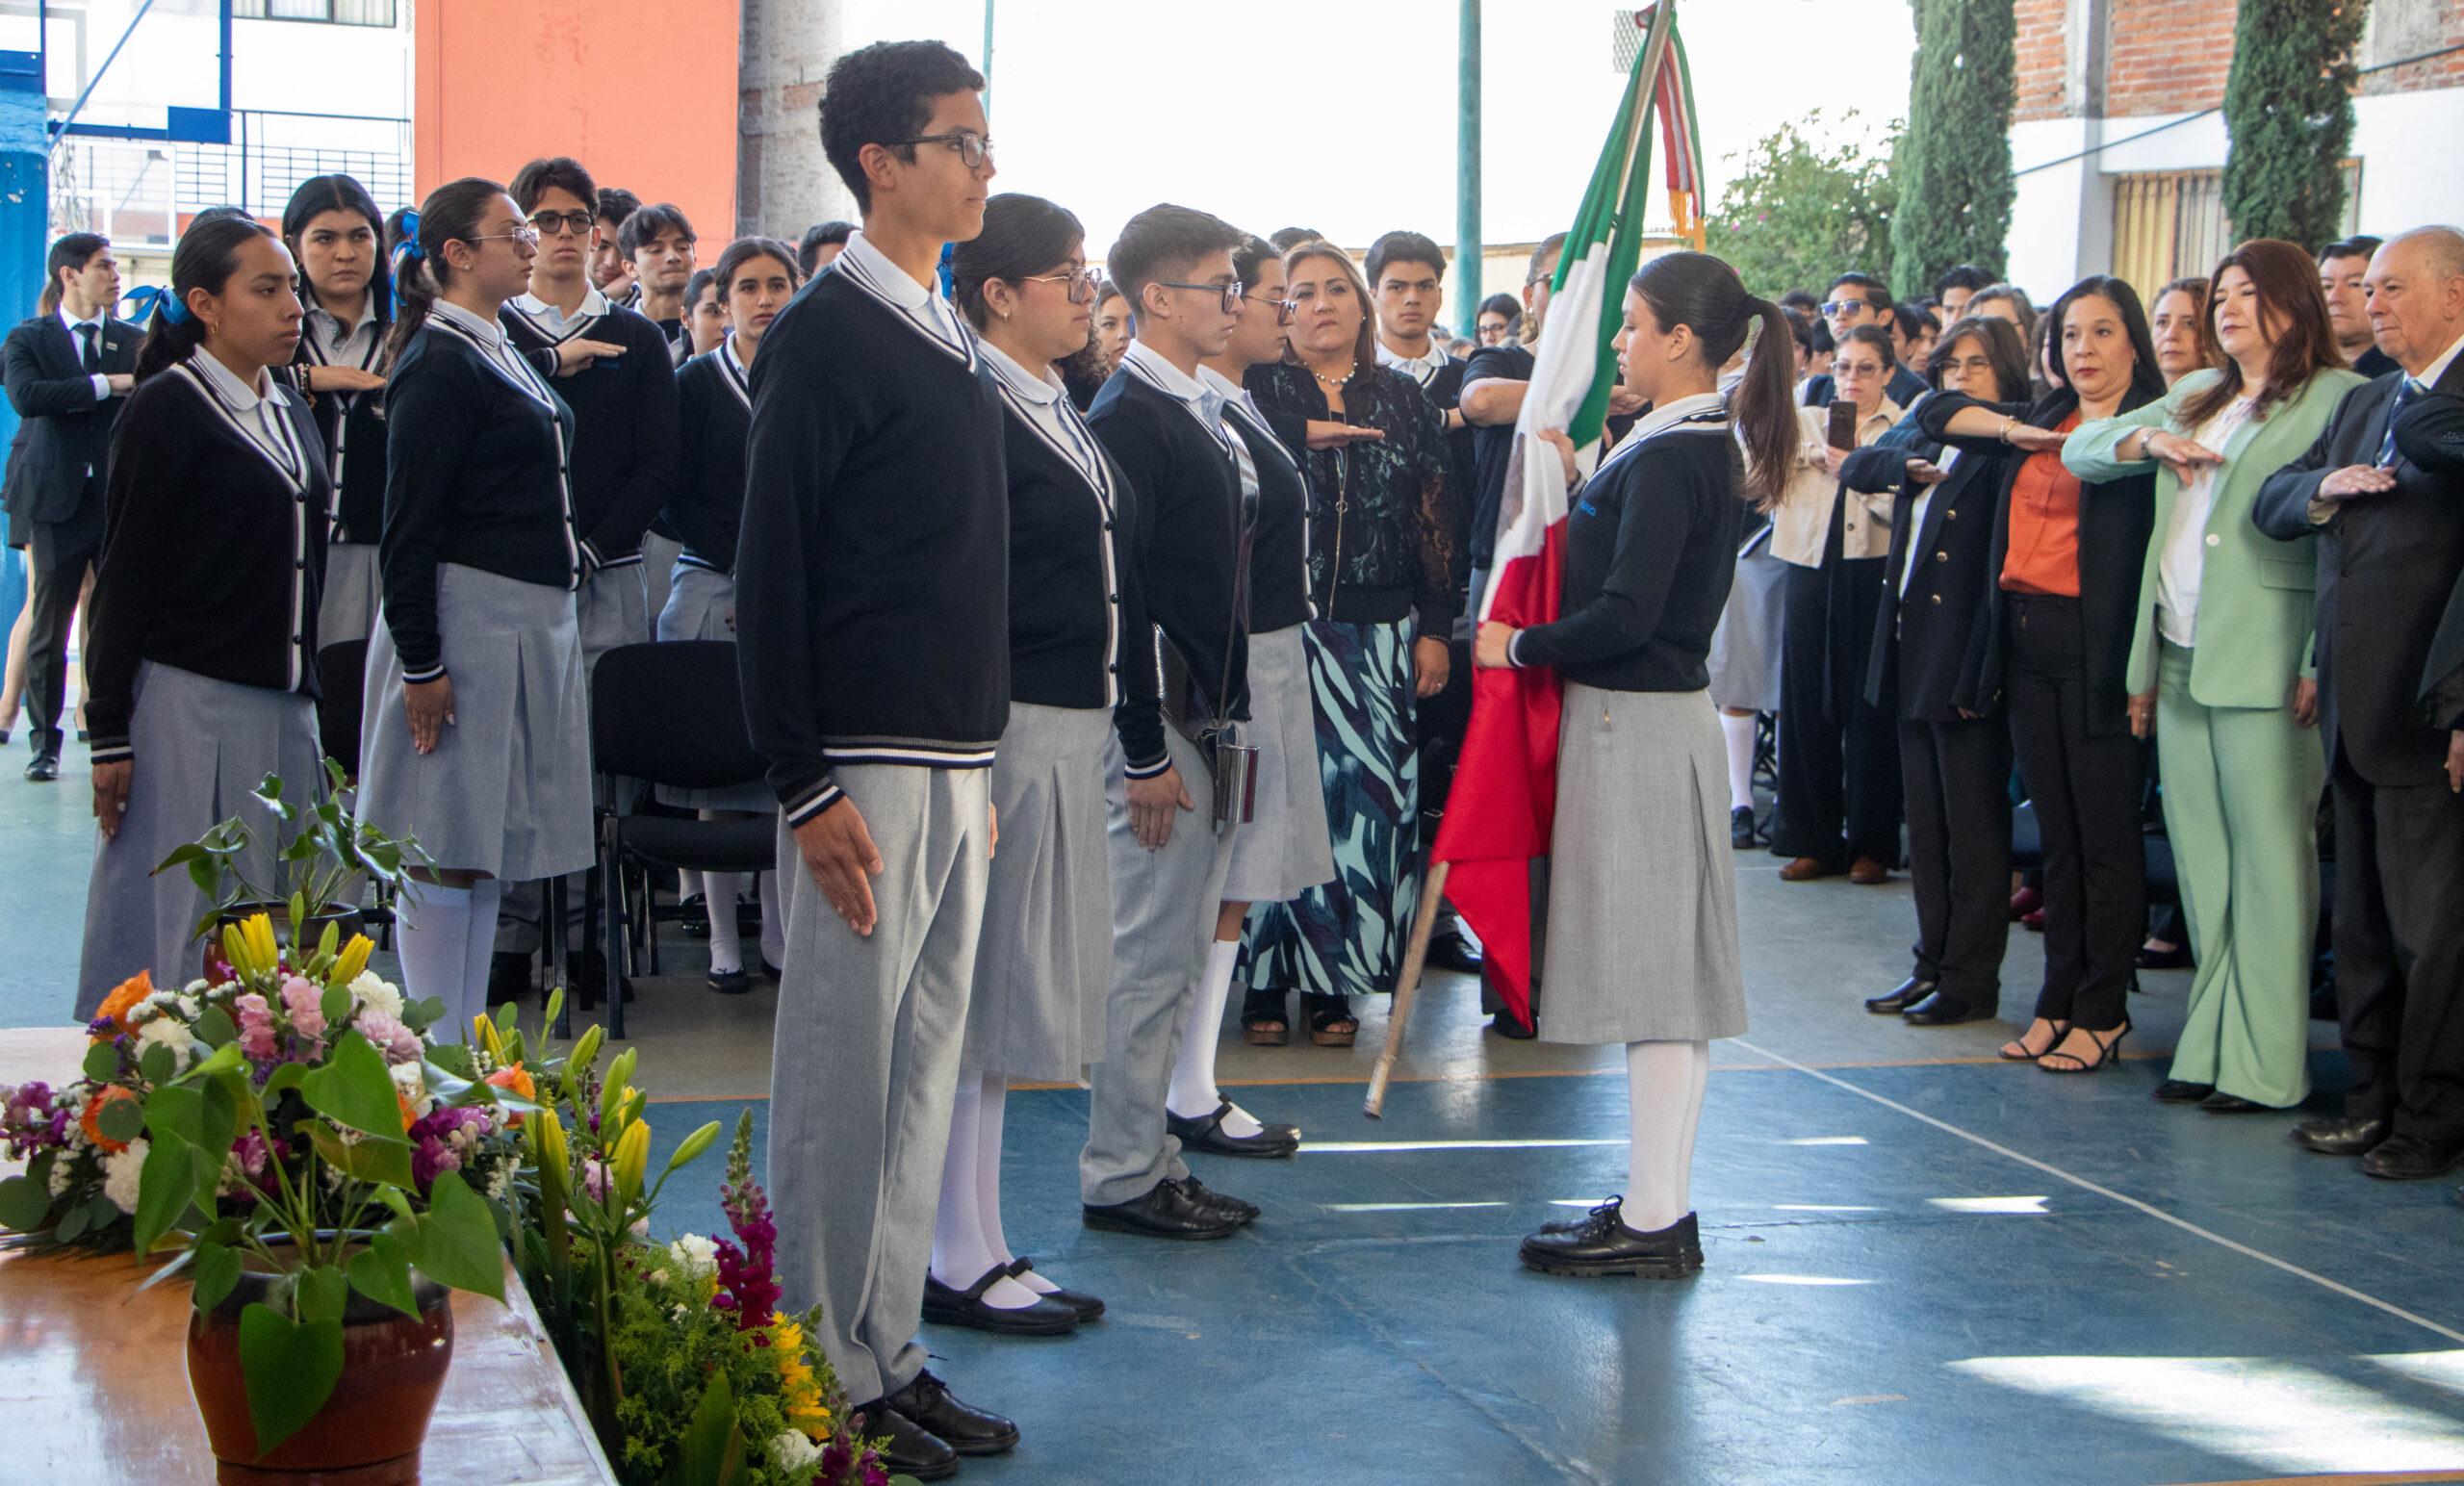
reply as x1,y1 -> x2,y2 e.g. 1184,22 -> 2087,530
1826,399 -> 1858,451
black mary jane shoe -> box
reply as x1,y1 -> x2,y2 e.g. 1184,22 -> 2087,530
2154,1079 -> 2215,1104
2198,1090 -> 2268,1114
922,1267 -> 1079,1335
850,1404 -> 959,1481
884,1370 -> 1019,1458
1083,1177 -> 1240,1240
1177,1173 -> 1261,1224
706,966 -> 752,995
2360,1134 -> 2464,1182
1901,990 -> 1995,1026
679,892 -> 711,939
1168,1100 -> 1300,1159
2292,1115 -> 2388,1157
1006,1257 -> 1104,1322
1518,1195 -> 1703,1279
1865,977 -> 1935,1015
1730,806 -> 1763,850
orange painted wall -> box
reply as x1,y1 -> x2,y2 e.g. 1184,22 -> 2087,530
415,0 -> 736,260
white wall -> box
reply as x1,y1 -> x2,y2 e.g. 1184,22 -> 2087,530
2349,90 -> 2464,237
229,15 -> 413,123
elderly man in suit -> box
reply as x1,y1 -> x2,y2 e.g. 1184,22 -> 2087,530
2254,225 -> 2464,1183
2,234 -> 140,781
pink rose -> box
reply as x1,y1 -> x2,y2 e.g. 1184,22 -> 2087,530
234,993 -> 278,1062
279,976 -> 326,1040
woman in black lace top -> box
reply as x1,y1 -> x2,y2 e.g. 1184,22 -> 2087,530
1242,240 -> 1462,1045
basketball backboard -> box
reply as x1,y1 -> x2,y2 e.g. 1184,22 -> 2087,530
22,0 -> 231,142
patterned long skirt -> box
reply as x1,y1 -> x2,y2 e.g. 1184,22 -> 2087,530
1241,617 -> 1422,998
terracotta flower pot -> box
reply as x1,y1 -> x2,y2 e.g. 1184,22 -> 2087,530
186,1253 -> 454,1485
203,902 -> 368,982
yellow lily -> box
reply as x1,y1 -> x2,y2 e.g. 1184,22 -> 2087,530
329,934 -> 373,986
612,1119 -> 650,1203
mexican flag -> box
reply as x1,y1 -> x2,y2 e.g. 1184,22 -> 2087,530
1430,3 -> 1705,1021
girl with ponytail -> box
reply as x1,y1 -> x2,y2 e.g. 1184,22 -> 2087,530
279,173 -> 395,648
1472,249 -> 1788,1280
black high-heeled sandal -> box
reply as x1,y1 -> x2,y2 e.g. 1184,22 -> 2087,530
2039,1022 -> 2130,1074
1998,1019 -> 2066,1062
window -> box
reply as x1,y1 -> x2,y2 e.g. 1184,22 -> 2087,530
2110,163 -> 2361,299
232,0 -> 397,25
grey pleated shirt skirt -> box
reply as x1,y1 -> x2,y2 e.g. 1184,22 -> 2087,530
654,563 -> 775,813
76,662 -> 321,1018
356,563 -> 595,883
1220,622 -> 1336,904
960,702 -> 1114,1080
1538,683 -> 1748,1045
318,541 -> 381,652
1708,532 -> 1785,714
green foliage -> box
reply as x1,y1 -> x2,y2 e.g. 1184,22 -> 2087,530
1707,111 -> 1902,301
2221,0 -> 2366,247
1891,0 -> 2015,297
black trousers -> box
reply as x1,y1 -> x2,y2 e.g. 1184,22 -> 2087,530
1900,714 -> 2013,1007
24,492 -> 103,756
1771,528 -> 1901,866
2330,747 -> 2464,1145
2005,594 -> 2143,1032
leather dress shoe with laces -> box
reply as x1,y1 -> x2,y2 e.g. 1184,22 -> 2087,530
1168,1101 -> 1299,1158
1083,1177 -> 1240,1240
852,1402 -> 959,1481
1901,990 -> 1994,1026
2360,1133 -> 2464,1181
1425,923 -> 1484,973
1004,1257 -> 1103,1322
1519,1196 -> 1703,1279
885,1370 -> 1018,1457
23,750 -> 57,782
2291,1114 -> 2388,1156
1865,977 -> 1935,1014
922,1267 -> 1080,1335
1178,1173 -> 1260,1224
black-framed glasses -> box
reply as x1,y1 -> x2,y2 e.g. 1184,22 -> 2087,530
1242,291 -> 1296,325
1157,281 -> 1242,314
1023,267 -> 1100,304
528,210 -> 594,238
890,128 -> 993,169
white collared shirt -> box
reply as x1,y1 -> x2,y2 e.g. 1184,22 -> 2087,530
1899,448 -> 1961,600
1376,337 -> 1450,389
306,299 -> 382,370
2155,395 -> 2259,648
430,298 -> 552,403
833,230 -> 970,358
184,350 -> 308,487
1122,340 -> 1241,458
980,338 -> 1113,496
507,286 -> 613,341
58,304 -> 112,401
2411,327 -> 2464,393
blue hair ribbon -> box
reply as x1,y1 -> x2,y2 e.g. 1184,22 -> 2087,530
125,285 -> 187,325
395,208 -> 424,264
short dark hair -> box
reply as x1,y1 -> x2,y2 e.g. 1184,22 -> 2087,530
1476,292 -> 1520,323
1108,203 -> 1243,310
818,40 -> 986,214
1828,271 -> 1892,312
1891,301 -> 1937,342
42,232 -> 109,312
797,219 -> 857,275
1778,288 -> 1820,316
1230,231 -> 1279,292
190,205 -> 254,227
1782,305 -> 1816,355
684,267 -> 718,310
1935,263 -> 1994,297
2319,235 -> 2383,265
596,187 -> 640,229
1835,322 -> 1898,368
509,157 -> 597,215
1929,314 -> 2030,400
1366,230 -> 1447,286
1268,227 -> 1323,254
619,202 -> 696,259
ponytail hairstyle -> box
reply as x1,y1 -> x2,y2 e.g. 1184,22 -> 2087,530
709,235 -> 805,309
280,173 -> 392,332
133,215 -> 281,383
1629,250 -> 1796,509
382,176 -> 507,368
951,193 -> 1085,332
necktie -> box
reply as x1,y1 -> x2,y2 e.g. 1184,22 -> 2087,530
2376,377 -> 2422,467
76,322 -> 98,374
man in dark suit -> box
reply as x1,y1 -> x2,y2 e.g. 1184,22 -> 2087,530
3,234 -> 139,781
1801,273 -> 1928,408
2255,225 -> 2464,1183
2319,236 -> 2402,379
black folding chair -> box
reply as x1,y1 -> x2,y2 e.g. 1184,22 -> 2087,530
582,640 -> 775,1038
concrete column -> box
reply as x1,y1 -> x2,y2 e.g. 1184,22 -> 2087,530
737,0 -> 856,240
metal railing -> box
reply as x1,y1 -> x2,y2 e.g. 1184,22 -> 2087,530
51,109 -> 412,243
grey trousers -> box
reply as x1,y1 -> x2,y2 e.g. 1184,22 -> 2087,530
1080,729 -> 1241,1205
769,764 -> 990,1405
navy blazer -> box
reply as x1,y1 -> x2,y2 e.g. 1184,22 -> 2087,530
2,312 -> 142,525
1849,427 -> 2011,720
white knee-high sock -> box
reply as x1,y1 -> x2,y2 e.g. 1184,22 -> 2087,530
462,878 -> 506,1033
930,1070 -> 1040,1309
397,884 -> 474,1038
757,870 -> 784,967
971,1070 -> 1058,1295
1721,712 -> 1758,813
1625,1039 -> 1710,1233
1168,938 -> 1265,1138
703,870 -> 744,974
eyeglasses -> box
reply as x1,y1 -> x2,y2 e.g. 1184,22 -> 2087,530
1820,301 -> 1872,320
1023,267 -> 1100,304
1940,355 -> 1996,375
467,225 -> 544,249
890,128 -> 993,169
528,210 -> 595,239
1832,360 -> 1884,377
1157,281 -> 1242,314
1241,291 -> 1296,325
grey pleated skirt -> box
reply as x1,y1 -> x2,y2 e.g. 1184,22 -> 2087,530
577,562 -> 650,671
1538,683 -> 1748,1046
1708,536 -> 1786,714
76,662 -> 321,1019
960,702 -> 1114,1080
639,531 -> 682,630
1219,623 -> 1336,904
318,541 -> 381,652
654,564 -> 773,814
356,563 -> 595,883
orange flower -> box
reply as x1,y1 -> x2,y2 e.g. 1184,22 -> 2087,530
90,971 -> 153,1040
398,1089 -> 420,1134
484,1064 -> 535,1101
80,1085 -> 139,1154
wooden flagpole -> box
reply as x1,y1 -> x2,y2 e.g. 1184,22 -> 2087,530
1365,859 -> 1451,1118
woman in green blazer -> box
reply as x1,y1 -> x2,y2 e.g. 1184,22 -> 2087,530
2065,239 -> 2365,1113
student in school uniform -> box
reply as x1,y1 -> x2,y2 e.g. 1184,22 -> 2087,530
74,218 -> 331,1018
619,202 -> 698,367
276,174 -> 393,651
356,178 -> 594,1035
658,235 -> 800,994
589,187 -> 642,303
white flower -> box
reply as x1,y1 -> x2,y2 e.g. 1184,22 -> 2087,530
102,1140 -> 147,1214
47,1158 -> 74,1197
668,1234 -> 718,1277
389,1061 -> 430,1119
770,1431 -> 823,1472
648,1268 -> 670,1286
183,978 -> 211,997
134,1016 -> 193,1074
349,973 -> 403,1020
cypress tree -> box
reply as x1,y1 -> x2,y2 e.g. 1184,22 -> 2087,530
2221,0 -> 2366,247
1889,0 -> 2016,300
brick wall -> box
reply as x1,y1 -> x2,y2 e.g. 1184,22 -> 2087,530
2014,0 -> 2071,120
2011,0 -> 2464,123
2360,0 -> 2464,93
2103,0 -> 2239,117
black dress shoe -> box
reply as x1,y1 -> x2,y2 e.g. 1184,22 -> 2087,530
707,966 -> 752,995
1518,1196 -> 1702,1279
2154,1079 -> 2215,1104
575,947 -> 635,1004
1730,806 -> 1762,850
1005,1257 -> 1103,1322
1178,1174 -> 1260,1224
1865,977 -> 1935,1015
22,751 -> 57,782
885,1370 -> 1019,1457
679,893 -> 711,938
760,958 -> 783,981
1168,1101 -> 1299,1158
2291,1114 -> 2388,1156
850,1404 -> 958,1481
1083,1177 -> 1240,1240
1425,923 -> 1483,973
2360,1133 -> 2464,1181
2136,942 -> 2193,970
1901,990 -> 1994,1026
488,950 -> 533,1009
2198,1091 -> 2268,1113
922,1267 -> 1079,1335
1490,1004 -> 1538,1039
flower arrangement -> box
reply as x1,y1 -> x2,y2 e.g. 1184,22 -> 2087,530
153,758 -> 436,946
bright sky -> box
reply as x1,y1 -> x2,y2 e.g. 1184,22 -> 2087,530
838,0 -> 1912,254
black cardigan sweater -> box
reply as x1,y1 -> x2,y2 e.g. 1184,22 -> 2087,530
274,322 -> 390,546
735,268 -> 1010,826
1845,423 -> 2012,719
1510,408 -> 1744,691
665,346 -> 750,576
1226,401 -> 1313,633
87,362 -> 333,759
501,298 -> 679,568
379,318 -> 581,684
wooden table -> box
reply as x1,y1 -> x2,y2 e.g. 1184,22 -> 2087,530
0,1243 -> 618,1483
